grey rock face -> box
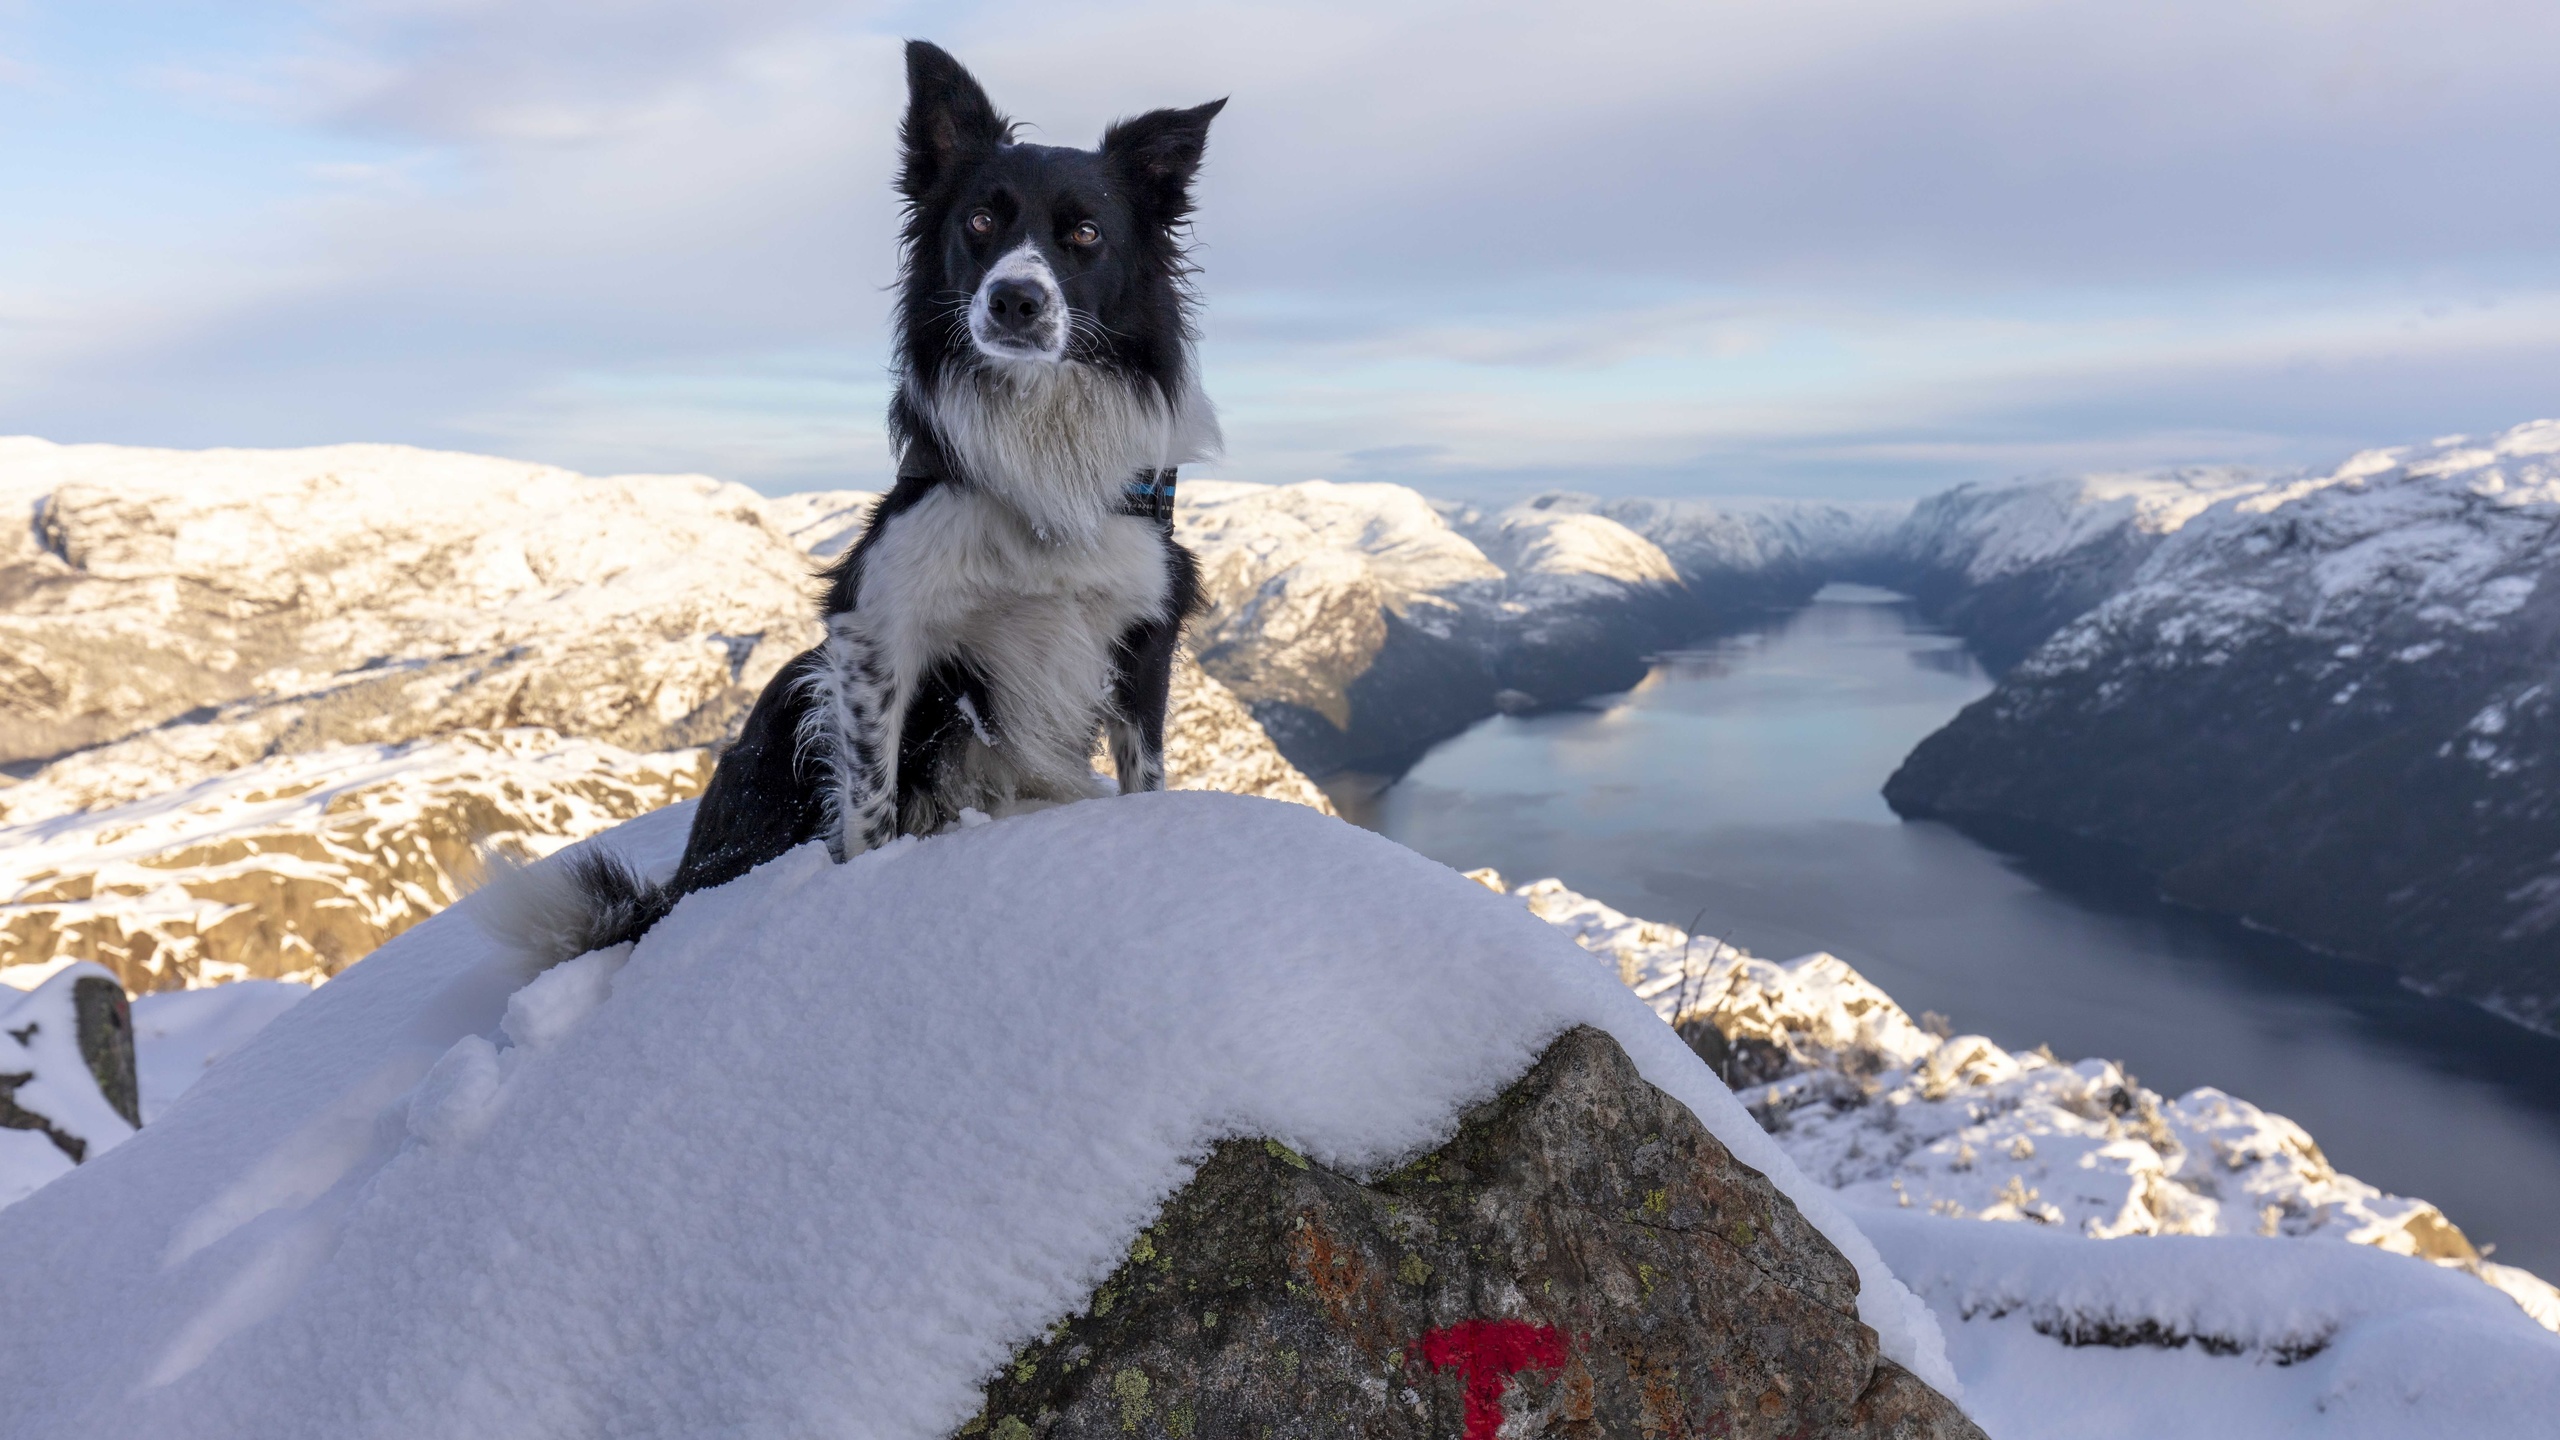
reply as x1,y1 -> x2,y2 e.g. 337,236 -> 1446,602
962,1026 -> 1980,1440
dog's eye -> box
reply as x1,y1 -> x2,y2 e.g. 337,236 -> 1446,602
967,210 -> 996,236
1067,221 -> 1101,247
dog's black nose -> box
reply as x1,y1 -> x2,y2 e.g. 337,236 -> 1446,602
985,278 -> 1049,329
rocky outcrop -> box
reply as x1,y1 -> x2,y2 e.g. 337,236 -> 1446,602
1885,422 -> 2560,1032
963,1026 -> 1980,1440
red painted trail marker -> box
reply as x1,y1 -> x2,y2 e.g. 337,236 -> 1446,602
1418,1319 -> 1568,1440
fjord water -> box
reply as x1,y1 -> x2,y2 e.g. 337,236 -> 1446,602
1349,585 -> 2560,1278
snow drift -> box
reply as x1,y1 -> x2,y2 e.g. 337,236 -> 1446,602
0,792 -> 1948,1438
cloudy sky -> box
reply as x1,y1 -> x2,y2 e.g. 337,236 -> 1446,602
2,1 -> 2555,501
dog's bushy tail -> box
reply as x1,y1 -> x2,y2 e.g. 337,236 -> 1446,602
476,847 -> 677,972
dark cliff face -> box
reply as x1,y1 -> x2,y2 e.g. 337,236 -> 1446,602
1885,426 -> 2560,1033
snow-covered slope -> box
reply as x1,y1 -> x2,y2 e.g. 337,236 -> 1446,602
0,793 -> 1951,1437
1,729 -> 712,992
1176,479 -> 1506,770
1888,422 -> 2560,1031
1864,1210 -> 2560,1440
1499,873 -> 2552,1300
0,443 -> 1329,995
1495,870 -> 2560,1433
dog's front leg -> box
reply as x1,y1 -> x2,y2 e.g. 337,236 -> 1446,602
798,611 -> 907,858
1105,613 -> 1181,795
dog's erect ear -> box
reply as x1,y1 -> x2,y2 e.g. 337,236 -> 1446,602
900,41 -> 1010,200
1101,98 -> 1227,224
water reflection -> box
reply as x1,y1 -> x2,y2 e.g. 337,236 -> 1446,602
1357,585 -> 2560,1278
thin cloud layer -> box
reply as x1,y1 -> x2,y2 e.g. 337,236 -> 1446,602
0,0 -> 2554,497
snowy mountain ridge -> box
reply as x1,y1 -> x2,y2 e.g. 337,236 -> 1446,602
1527,489 -> 1908,583
1889,420 -> 2560,1031
1892,466 -> 2271,587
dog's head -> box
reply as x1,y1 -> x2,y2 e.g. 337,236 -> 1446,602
893,42 -> 1223,393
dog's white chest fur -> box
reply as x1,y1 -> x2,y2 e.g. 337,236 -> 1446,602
855,484 -> 1171,802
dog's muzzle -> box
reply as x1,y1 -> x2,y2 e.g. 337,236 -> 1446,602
970,242 -> 1069,361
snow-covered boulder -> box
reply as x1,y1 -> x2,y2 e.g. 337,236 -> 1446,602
1886,421 -> 2560,1031
0,793 -> 1951,1437
0,962 -> 141,1206
972,1024 -> 1980,1439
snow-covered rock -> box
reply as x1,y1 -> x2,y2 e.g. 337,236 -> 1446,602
0,793 -> 1952,1437
1478,869 -> 2560,1340
972,1024 -> 1981,1439
1886,421 -> 2560,1031
0,962 -> 141,1207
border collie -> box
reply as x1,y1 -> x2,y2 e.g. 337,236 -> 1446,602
501,42 -> 1224,965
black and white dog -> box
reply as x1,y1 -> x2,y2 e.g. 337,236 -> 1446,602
507,42 -> 1224,964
